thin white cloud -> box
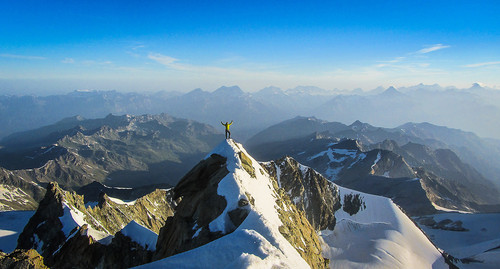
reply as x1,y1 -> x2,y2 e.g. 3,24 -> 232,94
416,44 -> 450,54
463,61 -> 500,68
379,57 -> 405,64
148,54 -> 180,67
82,60 -> 113,66
61,58 -> 75,64
131,45 -> 145,50
0,53 -> 46,60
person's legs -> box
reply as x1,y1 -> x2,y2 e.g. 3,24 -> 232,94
228,130 -> 231,139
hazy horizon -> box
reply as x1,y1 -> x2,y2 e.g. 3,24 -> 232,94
0,80 -> 498,96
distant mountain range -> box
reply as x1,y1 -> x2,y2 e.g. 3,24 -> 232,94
0,113 -> 222,210
246,117 -> 500,215
2,83 -> 500,142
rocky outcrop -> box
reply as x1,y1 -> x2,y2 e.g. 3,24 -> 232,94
263,156 -> 340,231
0,249 -> 48,269
17,182 -> 69,257
16,182 -> 174,268
154,153 -> 229,259
47,225 -> 154,269
271,175 -> 330,268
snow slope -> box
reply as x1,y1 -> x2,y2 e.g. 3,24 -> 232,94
0,210 -> 35,252
120,220 -> 158,251
139,139 -> 310,268
416,212 -> 500,268
321,186 -> 447,269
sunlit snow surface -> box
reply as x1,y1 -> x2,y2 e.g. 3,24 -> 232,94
0,210 -> 35,252
138,139 -> 309,268
321,186 -> 447,269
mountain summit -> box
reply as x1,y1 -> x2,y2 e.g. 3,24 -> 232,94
148,139 -> 327,268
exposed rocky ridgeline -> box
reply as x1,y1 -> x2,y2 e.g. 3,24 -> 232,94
154,153 -> 230,259
0,113 -> 222,210
262,156 -> 341,231
148,139 -> 328,268
16,182 -> 174,268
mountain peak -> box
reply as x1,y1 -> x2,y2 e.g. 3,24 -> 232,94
469,82 -> 485,90
381,86 -> 403,96
213,85 -> 244,96
152,139 -> 326,267
349,120 -> 375,132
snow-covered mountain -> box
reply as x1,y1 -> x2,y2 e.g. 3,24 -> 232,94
140,140 -> 446,268
263,156 -> 448,268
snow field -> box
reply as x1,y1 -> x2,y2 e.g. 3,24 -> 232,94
321,185 -> 447,268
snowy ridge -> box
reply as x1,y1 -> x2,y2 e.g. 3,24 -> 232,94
322,185 -> 447,268
141,139 -> 310,268
58,202 -> 111,242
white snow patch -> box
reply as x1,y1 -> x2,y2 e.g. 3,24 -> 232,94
108,196 -> 137,206
371,151 -> 382,171
58,202 -> 111,241
431,202 -> 472,214
120,220 -> 158,251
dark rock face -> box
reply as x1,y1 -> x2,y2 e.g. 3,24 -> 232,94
416,216 -> 469,232
263,156 -> 340,231
0,249 -> 48,269
154,154 -> 230,260
17,182 -> 67,257
342,193 -> 366,216
48,225 -> 154,269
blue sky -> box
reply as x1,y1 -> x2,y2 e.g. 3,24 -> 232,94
1,0 -> 499,93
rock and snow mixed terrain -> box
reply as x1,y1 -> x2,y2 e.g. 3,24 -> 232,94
0,138 -> 494,268
10,182 -> 175,268
263,156 -> 447,268
146,139 -> 325,268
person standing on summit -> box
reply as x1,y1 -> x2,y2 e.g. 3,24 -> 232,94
221,121 -> 233,139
